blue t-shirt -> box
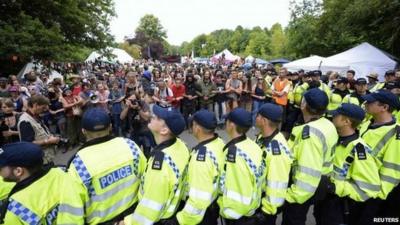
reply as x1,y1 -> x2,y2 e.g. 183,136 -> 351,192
109,89 -> 123,114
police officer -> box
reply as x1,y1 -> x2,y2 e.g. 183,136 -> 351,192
128,105 -> 190,225
282,88 -> 338,225
67,108 -> 147,224
175,109 -> 225,225
342,78 -> 369,106
322,104 -> 381,225
360,90 -> 400,221
217,108 -> 264,225
288,71 -> 331,128
0,142 -> 84,224
0,179 -> 14,208
254,103 -> 293,225
327,77 -> 350,111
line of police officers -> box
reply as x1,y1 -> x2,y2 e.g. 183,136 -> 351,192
0,84 -> 399,225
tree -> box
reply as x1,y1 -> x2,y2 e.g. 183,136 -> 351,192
118,42 -> 141,59
285,0 -> 324,58
135,14 -> 167,41
128,14 -> 167,59
285,0 -> 400,58
245,29 -> 271,59
0,0 -> 115,67
270,23 -> 288,58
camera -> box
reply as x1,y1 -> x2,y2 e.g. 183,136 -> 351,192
130,99 -> 142,108
57,137 -> 70,148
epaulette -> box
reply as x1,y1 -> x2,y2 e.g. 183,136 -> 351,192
302,125 -> 310,139
355,143 -> 366,160
152,151 -> 164,170
227,146 -> 237,163
196,146 -> 206,162
271,140 -> 281,155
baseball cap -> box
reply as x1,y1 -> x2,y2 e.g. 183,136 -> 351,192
143,71 -> 152,81
257,103 -> 283,122
385,81 -> 400,90
330,103 -> 365,121
336,77 -> 349,84
355,78 -> 367,85
303,88 -> 329,110
153,105 -> 186,136
225,108 -> 252,128
385,70 -> 396,77
81,108 -> 111,131
362,89 -> 400,109
191,109 -> 217,130
0,142 -> 43,168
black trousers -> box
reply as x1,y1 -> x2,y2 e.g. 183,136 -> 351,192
379,184 -> 400,219
281,198 -> 313,225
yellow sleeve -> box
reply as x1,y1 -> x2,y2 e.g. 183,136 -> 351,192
131,167 -> 172,225
177,153 -> 216,225
286,135 -> 323,204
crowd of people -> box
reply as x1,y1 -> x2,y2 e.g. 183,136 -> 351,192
0,59 -> 400,225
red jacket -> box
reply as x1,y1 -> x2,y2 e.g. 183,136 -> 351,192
170,84 -> 185,108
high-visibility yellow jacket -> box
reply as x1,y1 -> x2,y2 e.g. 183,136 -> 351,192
331,134 -> 381,202
327,89 -> 349,111
292,82 -> 331,107
0,179 -> 14,201
256,131 -> 293,215
176,135 -> 225,225
369,82 -> 385,92
1,168 -> 84,225
217,135 -> 264,219
128,137 -> 190,225
360,119 -> 400,199
286,117 -> 338,204
68,137 -> 147,224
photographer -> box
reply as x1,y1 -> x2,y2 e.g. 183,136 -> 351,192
17,95 -> 60,164
0,99 -> 20,144
120,93 -> 153,158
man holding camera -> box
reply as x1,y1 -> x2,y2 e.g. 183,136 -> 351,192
17,95 -> 60,164
120,93 -> 153,158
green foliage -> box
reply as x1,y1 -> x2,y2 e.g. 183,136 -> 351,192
118,42 -> 141,59
0,0 -> 115,63
135,14 -> 167,42
180,25 -> 286,60
286,0 -> 400,58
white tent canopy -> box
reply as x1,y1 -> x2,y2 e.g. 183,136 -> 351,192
283,55 -> 325,72
210,49 -> 240,63
320,42 -> 397,81
85,48 -> 134,64
245,55 -> 255,63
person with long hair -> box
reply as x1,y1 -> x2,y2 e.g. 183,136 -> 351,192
251,74 -> 267,124
225,70 -> 242,112
0,99 -> 20,144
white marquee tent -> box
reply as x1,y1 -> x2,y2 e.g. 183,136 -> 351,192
85,48 -> 134,64
320,42 -> 397,81
283,55 -> 325,72
210,49 -> 240,63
